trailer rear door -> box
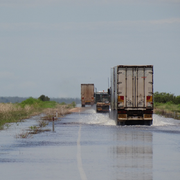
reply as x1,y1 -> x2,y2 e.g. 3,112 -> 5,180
117,66 -> 153,109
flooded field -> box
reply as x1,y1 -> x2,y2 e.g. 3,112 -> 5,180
0,107 -> 180,180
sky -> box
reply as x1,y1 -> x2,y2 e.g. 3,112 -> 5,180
0,0 -> 180,98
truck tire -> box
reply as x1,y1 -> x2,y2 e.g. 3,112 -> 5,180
144,120 -> 152,126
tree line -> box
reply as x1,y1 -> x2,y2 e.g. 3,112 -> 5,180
0,96 -> 81,104
154,92 -> 180,104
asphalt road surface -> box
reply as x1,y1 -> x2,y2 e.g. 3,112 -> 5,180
0,107 -> 180,180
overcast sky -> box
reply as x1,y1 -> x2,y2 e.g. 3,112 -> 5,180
0,0 -> 180,98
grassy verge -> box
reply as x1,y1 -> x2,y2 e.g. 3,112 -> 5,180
154,102 -> 180,120
0,97 -> 76,130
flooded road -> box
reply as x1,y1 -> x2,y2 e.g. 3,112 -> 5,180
0,107 -> 180,180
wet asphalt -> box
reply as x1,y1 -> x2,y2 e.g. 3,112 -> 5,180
0,107 -> 180,180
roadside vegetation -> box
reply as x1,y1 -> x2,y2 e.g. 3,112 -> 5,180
154,92 -> 180,119
0,95 -> 76,130
0,96 -> 81,104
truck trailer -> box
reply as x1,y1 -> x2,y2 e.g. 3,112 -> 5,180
95,91 -> 110,112
109,65 -> 153,125
81,84 -> 95,107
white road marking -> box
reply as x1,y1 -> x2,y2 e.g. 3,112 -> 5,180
77,125 -> 88,180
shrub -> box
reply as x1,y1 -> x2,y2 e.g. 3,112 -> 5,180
20,97 -> 40,108
154,91 -> 180,104
38,95 -> 50,101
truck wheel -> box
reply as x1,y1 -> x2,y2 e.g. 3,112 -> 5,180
120,122 -> 125,126
149,120 -> 152,126
144,120 -> 152,126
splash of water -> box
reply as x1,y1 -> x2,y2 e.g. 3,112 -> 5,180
153,114 -> 175,126
78,108 -> 116,126
78,108 -> 179,127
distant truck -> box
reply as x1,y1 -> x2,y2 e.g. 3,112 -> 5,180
109,65 -> 153,125
95,91 -> 110,112
81,84 -> 95,107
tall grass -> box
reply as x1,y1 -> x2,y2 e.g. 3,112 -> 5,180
154,102 -> 180,112
0,103 -> 31,129
0,98 -> 76,129
154,102 -> 180,119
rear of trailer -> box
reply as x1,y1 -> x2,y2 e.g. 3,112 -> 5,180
81,84 -> 95,107
109,65 -> 153,125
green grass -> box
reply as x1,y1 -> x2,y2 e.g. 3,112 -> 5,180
0,98 -> 76,129
154,102 -> 180,113
19,97 -> 57,109
154,102 -> 180,119
0,109 -> 29,129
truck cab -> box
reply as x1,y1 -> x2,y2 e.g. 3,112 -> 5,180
95,91 -> 110,112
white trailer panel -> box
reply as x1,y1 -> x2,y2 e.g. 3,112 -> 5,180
110,65 -> 153,125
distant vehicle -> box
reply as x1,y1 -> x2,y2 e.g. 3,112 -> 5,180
95,91 -> 110,112
81,84 -> 95,107
109,65 -> 153,125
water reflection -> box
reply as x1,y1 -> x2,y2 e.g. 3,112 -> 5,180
110,129 -> 153,180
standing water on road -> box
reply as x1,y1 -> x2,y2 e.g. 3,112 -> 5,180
0,107 -> 180,180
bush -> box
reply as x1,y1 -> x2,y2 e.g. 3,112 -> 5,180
60,102 -> 66,105
174,96 -> 180,104
20,97 -> 40,107
154,91 -> 180,104
68,101 -> 76,108
38,95 -> 50,101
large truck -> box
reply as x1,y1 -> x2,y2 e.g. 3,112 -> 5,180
109,65 -> 153,125
95,91 -> 110,112
81,84 -> 95,107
